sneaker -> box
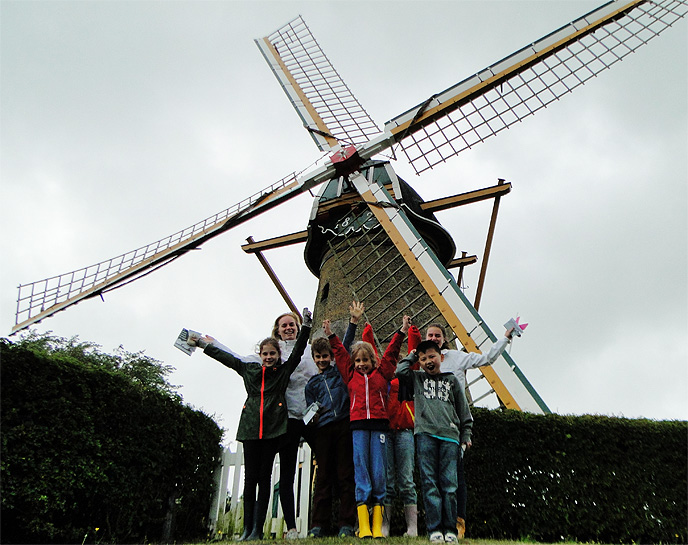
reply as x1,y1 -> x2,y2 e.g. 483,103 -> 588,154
445,532 -> 458,543
338,526 -> 355,537
286,528 -> 299,540
307,527 -> 321,538
430,531 -> 445,543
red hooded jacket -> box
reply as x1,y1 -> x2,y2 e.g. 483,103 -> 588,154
387,325 -> 421,430
330,330 -> 404,427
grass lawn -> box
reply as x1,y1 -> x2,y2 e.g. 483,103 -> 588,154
196,539 -> 613,545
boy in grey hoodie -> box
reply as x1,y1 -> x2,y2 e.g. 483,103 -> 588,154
395,340 -> 473,544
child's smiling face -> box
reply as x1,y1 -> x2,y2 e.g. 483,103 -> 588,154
418,348 -> 444,375
260,345 -> 280,367
425,326 -> 445,347
354,351 -> 374,375
313,350 -> 333,372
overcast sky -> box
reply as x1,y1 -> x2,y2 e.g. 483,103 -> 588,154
2,0 -> 686,446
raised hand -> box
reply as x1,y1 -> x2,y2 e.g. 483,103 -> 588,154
349,300 -> 365,324
401,315 -> 412,334
323,319 -> 333,337
302,308 -> 313,327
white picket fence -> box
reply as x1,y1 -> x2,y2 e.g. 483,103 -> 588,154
208,442 -> 314,540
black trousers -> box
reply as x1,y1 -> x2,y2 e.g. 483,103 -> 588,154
278,418 -> 315,529
242,437 -> 281,534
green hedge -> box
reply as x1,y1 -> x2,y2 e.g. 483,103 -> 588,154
466,408 -> 687,544
1,339 -> 223,544
385,409 -> 686,543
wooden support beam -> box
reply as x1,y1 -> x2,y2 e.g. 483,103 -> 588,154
447,253 -> 477,269
246,236 -> 301,319
474,179 -> 506,311
421,182 -> 511,213
242,230 -> 308,253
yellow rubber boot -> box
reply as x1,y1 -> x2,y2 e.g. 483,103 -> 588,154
371,505 -> 384,539
357,504 -> 372,539
456,517 -> 466,539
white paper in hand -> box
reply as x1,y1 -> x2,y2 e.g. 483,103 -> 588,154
174,328 -> 202,356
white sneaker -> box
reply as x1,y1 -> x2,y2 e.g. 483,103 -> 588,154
285,528 -> 299,539
430,531 -> 445,542
445,532 -> 458,543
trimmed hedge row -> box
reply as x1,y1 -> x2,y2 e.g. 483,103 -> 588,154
1,339 -> 223,544
465,408 -> 687,543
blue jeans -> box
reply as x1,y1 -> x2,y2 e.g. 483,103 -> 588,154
416,434 -> 459,534
385,429 -> 417,505
352,429 -> 388,505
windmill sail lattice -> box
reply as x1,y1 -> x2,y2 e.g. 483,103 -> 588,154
387,0 -> 688,173
256,15 -> 380,152
12,170 -> 325,333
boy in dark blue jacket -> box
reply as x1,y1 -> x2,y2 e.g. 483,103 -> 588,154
304,321 -> 356,538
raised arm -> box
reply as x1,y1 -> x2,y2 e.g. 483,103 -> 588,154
204,342 -> 250,377
395,351 -> 417,384
379,315 -> 410,380
284,309 -> 313,375
327,324 -> 353,384
343,301 -> 364,353
460,333 -> 511,370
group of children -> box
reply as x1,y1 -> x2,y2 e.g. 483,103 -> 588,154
190,302 -> 514,542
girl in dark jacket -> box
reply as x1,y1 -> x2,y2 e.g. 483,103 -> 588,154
192,309 -> 312,541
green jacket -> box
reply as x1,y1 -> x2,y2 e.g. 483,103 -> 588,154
204,324 -> 311,441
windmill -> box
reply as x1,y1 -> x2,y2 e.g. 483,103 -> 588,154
10,0 -> 686,413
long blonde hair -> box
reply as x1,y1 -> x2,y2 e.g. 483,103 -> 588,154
271,312 -> 302,340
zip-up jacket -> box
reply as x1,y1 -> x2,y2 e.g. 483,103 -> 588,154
204,324 -> 311,441
304,364 -> 350,428
387,378 -> 415,430
331,330 -> 404,429
440,336 -> 510,391
279,338 -> 318,419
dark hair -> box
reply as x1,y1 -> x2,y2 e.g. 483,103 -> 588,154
425,323 -> 450,350
311,337 -> 333,358
415,340 -> 443,356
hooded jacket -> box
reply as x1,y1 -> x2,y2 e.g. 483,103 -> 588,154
331,331 -> 404,430
204,324 -> 311,441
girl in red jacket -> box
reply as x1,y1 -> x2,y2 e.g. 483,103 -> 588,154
330,315 -> 410,538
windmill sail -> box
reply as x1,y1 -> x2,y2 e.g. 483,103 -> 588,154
256,15 -> 380,152
12,167 -> 336,334
386,0 -> 688,173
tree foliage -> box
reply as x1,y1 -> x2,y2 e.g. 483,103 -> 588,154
11,329 -> 180,398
